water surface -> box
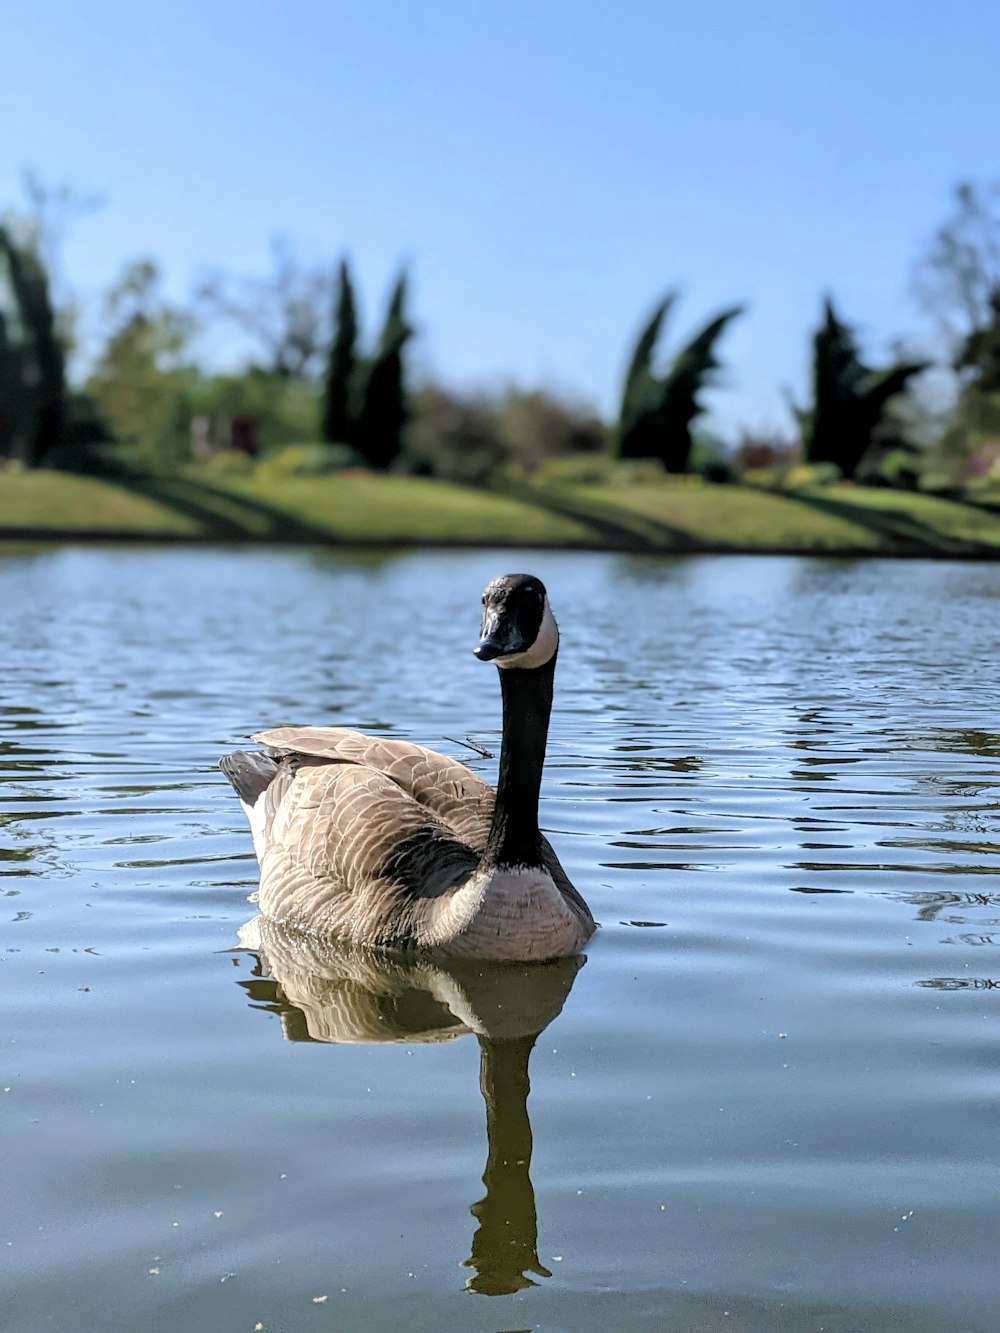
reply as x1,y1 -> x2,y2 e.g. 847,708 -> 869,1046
2,547 -> 998,1332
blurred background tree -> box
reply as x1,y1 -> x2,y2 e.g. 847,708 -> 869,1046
915,181 -> 1000,350
914,181 -> 1000,478
407,384 -> 507,486
617,294 -> 744,473
798,299 -> 927,481
0,224 -> 67,468
495,387 -> 606,475
405,382 -> 606,486
197,236 -> 332,381
353,271 -> 412,471
321,258 -> 359,448
84,259 -> 198,470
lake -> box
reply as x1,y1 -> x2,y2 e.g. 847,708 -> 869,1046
1,545 -> 998,1333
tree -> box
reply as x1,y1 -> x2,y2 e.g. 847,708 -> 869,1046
617,294 -> 744,472
957,289 -> 1000,394
0,225 -> 66,467
85,259 -> 197,467
355,271 -> 412,470
801,299 -> 927,479
198,237 -> 332,380
495,387 -> 607,473
915,181 -> 1000,349
913,182 -> 1000,465
321,258 -> 358,444
0,305 -> 25,458
407,384 -> 509,485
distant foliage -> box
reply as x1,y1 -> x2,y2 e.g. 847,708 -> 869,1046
957,289 -> 1000,394
314,265 -> 413,471
197,237 -> 333,381
256,442 -> 358,479
407,385 -> 507,486
405,382 -> 608,485
13,169 -> 1000,487
86,260 -> 329,468
915,181 -> 1000,347
354,272 -> 412,471
801,299 -> 927,479
617,294 -> 744,472
911,181 -> 1000,480
84,259 -> 197,469
731,432 -> 800,473
494,387 -> 607,474
0,225 -> 67,467
321,259 -> 358,446
187,369 -> 320,457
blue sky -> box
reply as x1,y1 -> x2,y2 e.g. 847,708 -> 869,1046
3,1 -> 999,437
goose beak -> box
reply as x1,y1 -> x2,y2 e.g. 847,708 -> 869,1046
474,635 -> 505,661
475,608 -> 525,661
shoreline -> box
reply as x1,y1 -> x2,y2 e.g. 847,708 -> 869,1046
4,470 -> 1000,560
3,525 -> 1000,561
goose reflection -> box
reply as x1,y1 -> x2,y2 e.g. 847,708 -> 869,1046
235,916 -> 584,1295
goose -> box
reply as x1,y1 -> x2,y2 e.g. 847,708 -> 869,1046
220,573 -> 596,960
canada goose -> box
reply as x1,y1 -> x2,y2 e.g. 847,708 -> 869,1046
220,573 -> 596,960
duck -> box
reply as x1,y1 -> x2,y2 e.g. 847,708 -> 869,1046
220,573 -> 596,961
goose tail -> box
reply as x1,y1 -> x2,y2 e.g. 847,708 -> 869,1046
220,749 -> 282,861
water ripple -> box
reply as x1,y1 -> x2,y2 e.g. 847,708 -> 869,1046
1,549 -> 998,1333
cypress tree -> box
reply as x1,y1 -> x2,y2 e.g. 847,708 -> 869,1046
321,258 -> 358,445
618,294 -> 676,462
804,299 -> 927,478
651,306 -> 744,473
0,310 -> 25,459
355,271 -> 412,471
0,226 -> 66,467
617,295 -> 743,472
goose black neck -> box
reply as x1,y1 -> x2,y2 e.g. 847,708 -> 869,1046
484,653 -> 556,870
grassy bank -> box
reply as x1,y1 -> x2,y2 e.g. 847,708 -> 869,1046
2,468 -> 1000,557
0,471 -> 594,546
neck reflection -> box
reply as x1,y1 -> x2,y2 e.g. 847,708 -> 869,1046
465,1031 -> 549,1294
233,917 -> 583,1296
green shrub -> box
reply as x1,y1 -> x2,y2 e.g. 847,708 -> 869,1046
530,454 -> 615,487
199,448 -> 257,476
257,442 -> 360,479
612,459 -> 670,486
782,462 -> 842,489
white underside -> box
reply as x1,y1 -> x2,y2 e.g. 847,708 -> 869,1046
240,794 -> 269,863
431,861 -> 584,960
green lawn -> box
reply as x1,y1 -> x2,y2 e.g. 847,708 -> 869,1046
216,472 -> 596,543
562,479 -> 1000,554
809,484 -> 1000,550
3,467 -> 1000,556
0,470 -> 202,534
0,470 -> 595,545
561,481 -> 883,550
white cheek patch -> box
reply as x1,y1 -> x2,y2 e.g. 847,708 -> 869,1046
496,596 -> 559,669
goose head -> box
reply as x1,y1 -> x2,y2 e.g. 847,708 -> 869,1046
474,573 -> 559,670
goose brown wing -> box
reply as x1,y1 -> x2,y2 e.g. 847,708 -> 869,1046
258,760 -> 479,946
253,726 -> 494,846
